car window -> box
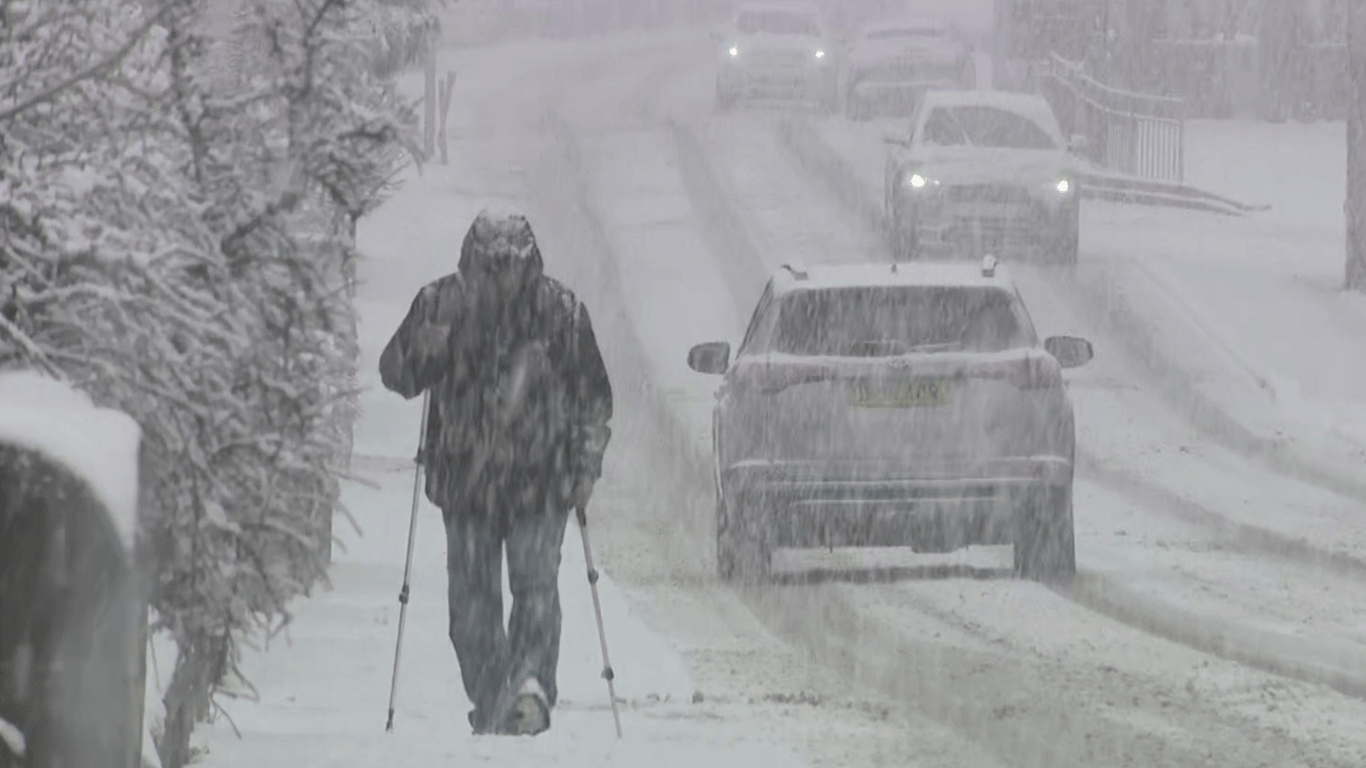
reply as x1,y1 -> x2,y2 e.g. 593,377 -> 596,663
738,283 -> 775,354
737,11 -> 820,36
919,106 -> 1059,150
772,286 -> 1030,356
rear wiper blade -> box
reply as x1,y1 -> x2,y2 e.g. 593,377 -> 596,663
758,367 -> 840,394
904,342 -> 963,353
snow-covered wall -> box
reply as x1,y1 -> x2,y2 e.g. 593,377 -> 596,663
0,371 -> 142,554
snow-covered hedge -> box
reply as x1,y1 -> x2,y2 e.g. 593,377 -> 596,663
0,2 -> 433,766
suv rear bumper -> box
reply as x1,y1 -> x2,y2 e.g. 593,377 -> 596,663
720,64 -> 837,100
721,456 -> 1072,551
903,197 -> 1079,257
849,77 -> 955,100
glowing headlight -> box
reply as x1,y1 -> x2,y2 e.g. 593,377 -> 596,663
815,49 -> 825,59
1055,179 -> 1071,194
729,46 -> 739,57
908,173 -> 926,188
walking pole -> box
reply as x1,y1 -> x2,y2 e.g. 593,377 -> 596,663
386,389 -> 431,732
575,504 -> 622,738
568,298 -> 620,737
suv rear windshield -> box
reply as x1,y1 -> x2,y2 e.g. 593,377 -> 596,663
737,11 -> 820,35
921,106 -> 1058,150
772,286 -> 1029,356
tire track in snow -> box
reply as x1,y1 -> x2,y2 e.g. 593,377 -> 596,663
656,99 -> 1366,713
768,114 -> 1366,576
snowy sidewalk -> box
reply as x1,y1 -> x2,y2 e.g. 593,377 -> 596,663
187,459 -> 779,768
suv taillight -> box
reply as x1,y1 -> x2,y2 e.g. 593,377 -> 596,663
963,356 -> 1062,391
1007,355 -> 1062,390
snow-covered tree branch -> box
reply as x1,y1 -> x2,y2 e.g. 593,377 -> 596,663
0,1 -> 441,765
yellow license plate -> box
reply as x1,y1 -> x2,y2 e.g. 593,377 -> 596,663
849,378 -> 952,408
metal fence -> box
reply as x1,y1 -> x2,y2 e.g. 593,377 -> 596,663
1039,53 -> 1186,183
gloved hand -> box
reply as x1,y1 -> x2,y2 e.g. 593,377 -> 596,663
571,475 -> 594,510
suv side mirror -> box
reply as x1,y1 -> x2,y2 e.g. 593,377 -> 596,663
883,131 -> 910,147
688,341 -> 731,374
1044,336 -> 1093,368
710,29 -> 726,43
1068,133 -> 1090,153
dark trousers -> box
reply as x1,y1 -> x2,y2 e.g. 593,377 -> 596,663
443,494 -> 569,731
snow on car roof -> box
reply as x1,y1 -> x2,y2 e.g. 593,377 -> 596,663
773,261 -> 1014,295
863,17 -> 949,33
920,89 -> 1060,128
0,371 -> 142,555
735,2 -> 821,18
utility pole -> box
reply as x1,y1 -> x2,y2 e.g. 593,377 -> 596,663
1348,0 -> 1366,290
423,41 -> 437,158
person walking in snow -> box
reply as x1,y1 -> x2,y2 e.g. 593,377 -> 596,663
379,210 -> 613,736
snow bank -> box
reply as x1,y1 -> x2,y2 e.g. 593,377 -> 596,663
1183,118 -> 1345,238
0,370 -> 141,553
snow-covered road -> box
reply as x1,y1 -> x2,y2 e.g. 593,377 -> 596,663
181,27 -> 1366,768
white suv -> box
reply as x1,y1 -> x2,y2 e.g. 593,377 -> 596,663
884,90 -> 1085,264
687,257 -> 1093,582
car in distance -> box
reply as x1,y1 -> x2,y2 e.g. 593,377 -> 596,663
714,2 -> 840,112
686,257 -> 1094,583
883,90 -> 1086,265
844,16 -> 976,121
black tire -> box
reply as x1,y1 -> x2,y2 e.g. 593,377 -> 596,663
846,93 -> 870,121
1013,486 -> 1077,580
716,494 -> 771,584
716,80 -> 737,112
1053,227 -> 1079,267
1051,209 -> 1080,266
888,205 -> 918,260
820,89 -> 841,116
958,57 -> 978,90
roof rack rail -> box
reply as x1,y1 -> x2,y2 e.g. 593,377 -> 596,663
779,263 -> 809,280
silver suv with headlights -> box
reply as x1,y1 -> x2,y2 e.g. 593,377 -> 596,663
713,2 -> 840,112
687,257 -> 1094,583
884,90 -> 1086,265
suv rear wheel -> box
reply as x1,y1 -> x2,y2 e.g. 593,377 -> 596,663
716,80 -> 737,111
716,494 -> 771,583
846,92 -> 872,121
1013,486 -> 1076,580
889,205 -> 919,261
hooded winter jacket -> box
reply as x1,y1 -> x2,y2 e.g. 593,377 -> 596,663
378,210 -> 613,516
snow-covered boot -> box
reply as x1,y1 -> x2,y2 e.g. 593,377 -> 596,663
504,678 -> 550,736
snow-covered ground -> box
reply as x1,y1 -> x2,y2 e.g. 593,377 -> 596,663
166,25 -> 1366,768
